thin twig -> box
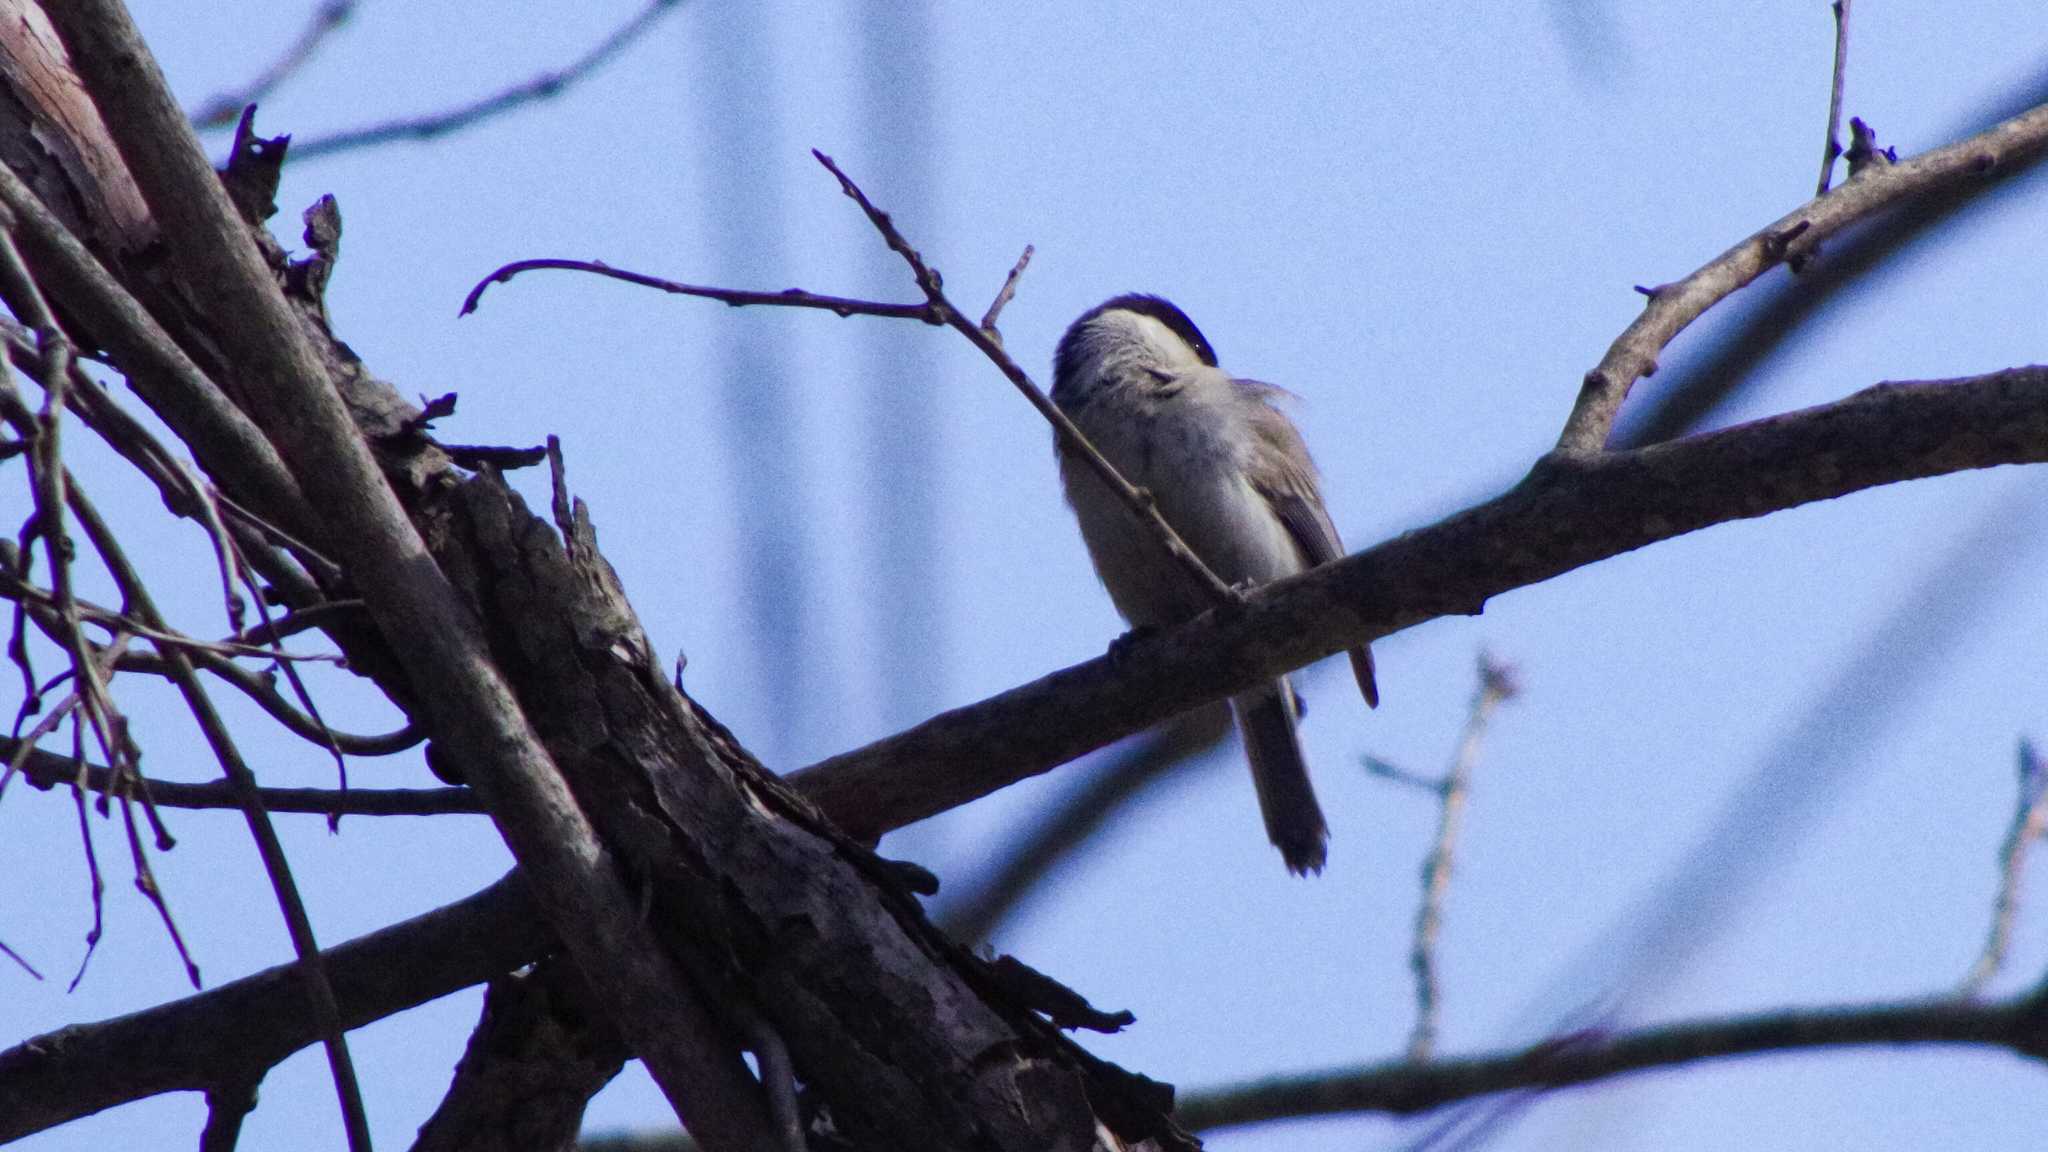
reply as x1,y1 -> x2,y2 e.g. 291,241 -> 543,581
110,648 -> 421,755
6,737 -> 481,815
289,0 -> 687,161
459,257 -> 938,322
465,156 -> 1238,608
190,1 -> 356,129
1816,1 -> 1853,196
224,599 -> 367,646
0,566 -> 343,665
64,483 -> 374,1151
811,148 -> 1237,606
1616,65 -> 2048,449
1961,739 -> 2048,996
0,937 -> 40,979
978,244 -> 1034,339
0,225 -> 125,784
1407,654 -> 1521,1062
1554,98 -> 2048,456
1362,756 -> 1444,793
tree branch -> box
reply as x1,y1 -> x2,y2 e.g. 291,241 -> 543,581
189,1 -> 355,130
1617,63 -> 2048,448
1555,98 -> 2048,455
1815,1 -> 1853,196
1174,988 -> 2048,1132
287,0 -> 686,162
1407,654 -> 1520,1061
3,736 -> 480,815
0,873 -> 548,1144
795,366 -> 2048,841
1962,739 -> 2048,996
45,4 -> 779,1145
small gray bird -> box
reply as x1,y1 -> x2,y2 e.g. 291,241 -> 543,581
1052,294 -> 1377,875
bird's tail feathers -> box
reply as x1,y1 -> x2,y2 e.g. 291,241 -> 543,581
1233,681 -> 1329,875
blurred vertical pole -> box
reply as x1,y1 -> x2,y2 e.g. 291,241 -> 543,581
856,2 -> 944,729
695,5 -> 817,761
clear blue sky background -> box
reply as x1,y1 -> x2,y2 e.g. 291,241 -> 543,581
6,2 -> 2048,1149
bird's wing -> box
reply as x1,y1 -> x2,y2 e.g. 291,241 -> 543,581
1237,379 -> 1380,708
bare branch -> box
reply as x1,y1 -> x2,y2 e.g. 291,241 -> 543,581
937,703 -> 1231,945
64,481 -> 372,1150
459,257 -> 937,322
0,873 -> 548,1144
1408,654 -> 1521,1061
794,366 -> 2048,842
411,963 -> 627,1152
288,0 -> 686,162
198,1078 -> 259,1152
5,737 -> 480,816
1555,98 -> 2048,455
189,1 -> 356,130
978,243 -> 1034,338
1816,1 -> 1852,196
810,148 -> 1241,608
1615,64 -> 2048,450
1962,739 -> 2048,996
1174,988 -> 2048,1132
45,5 -> 779,1143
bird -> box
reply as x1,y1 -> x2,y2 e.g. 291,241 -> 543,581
1050,293 -> 1376,875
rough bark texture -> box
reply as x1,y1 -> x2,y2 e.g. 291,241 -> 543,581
411,963 -> 629,1152
2,5 -> 1185,1150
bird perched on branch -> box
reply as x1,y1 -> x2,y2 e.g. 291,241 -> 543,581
1052,294 -> 1377,875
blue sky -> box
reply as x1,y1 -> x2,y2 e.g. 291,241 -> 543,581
7,3 -> 2048,1149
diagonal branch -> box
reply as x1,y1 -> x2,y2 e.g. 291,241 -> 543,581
793,367 -> 2048,841
287,0 -> 687,162
45,4 -> 779,1147
189,1 -> 355,130
1174,987 -> 2048,1132
1616,63 -> 2048,449
1554,98 -> 2048,456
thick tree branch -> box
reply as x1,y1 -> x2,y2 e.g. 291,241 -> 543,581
45,3 -> 779,1146
1554,99 -> 2048,455
12,11 -> 1179,1147
0,873 -> 547,1144
8,363 -> 2043,1132
411,962 -> 628,1152
1174,987 -> 2048,1132
795,367 -> 2048,841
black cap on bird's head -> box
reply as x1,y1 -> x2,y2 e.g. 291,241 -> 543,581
1053,293 -> 1219,403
